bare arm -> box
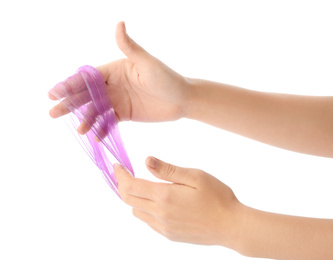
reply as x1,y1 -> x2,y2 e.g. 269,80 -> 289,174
115,158 -> 333,260
185,78 -> 333,157
49,22 -> 333,259
49,22 -> 333,158
237,206 -> 333,260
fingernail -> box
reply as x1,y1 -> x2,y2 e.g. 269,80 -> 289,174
148,157 -> 158,169
113,163 -> 122,170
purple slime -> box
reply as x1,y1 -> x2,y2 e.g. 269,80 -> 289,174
49,65 -> 134,198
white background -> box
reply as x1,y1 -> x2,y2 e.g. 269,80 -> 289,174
0,1 -> 332,259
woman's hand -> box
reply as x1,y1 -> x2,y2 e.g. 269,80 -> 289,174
115,158 -> 333,260
114,157 -> 243,248
49,22 -> 190,134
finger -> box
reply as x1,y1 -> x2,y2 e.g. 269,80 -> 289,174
75,102 -> 99,135
114,163 -> 156,200
93,129 -> 106,142
145,156 -> 198,187
77,121 -> 104,139
77,102 -> 112,139
77,120 -> 106,139
115,21 -> 152,64
49,73 -> 88,100
96,59 -> 125,84
148,224 -> 164,236
92,135 -> 100,142
121,193 -> 155,213
96,63 -> 111,83
93,123 -> 108,142
94,135 -> 101,142
48,93 -> 58,100
49,102 -> 71,118
132,208 -> 161,227
49,89 -> 93,119
77,121 -> 91,135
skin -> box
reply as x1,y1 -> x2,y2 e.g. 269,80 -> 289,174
49,22 -> 333,259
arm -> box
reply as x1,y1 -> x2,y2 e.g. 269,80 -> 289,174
49,22 -> 333,157
185,78 -> 333,158
49,22 -> 333,259
238,206 -> 333,260
115,158 -> 333,260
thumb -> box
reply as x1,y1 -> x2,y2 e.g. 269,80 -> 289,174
145,156 -> 197,186
116,21 -> 152,64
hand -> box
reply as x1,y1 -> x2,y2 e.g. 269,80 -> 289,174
49,21 -> 190,134
114,157 -> 244,248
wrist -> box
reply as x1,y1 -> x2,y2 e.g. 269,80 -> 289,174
218,202 -> 250,254
182,77 -> 202,120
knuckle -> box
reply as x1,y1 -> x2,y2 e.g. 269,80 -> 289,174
121,192 -> 131,204
191,168 -> 207,183
164,164 -> 177,179
121,180 -> 133,194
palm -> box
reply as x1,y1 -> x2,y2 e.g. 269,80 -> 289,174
49,21 -> 189,134
102,57 -> 188,122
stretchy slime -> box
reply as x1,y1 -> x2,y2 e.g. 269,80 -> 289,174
49,65 -> 134,198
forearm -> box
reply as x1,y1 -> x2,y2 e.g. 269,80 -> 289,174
185,78 -> 333,157
233,206 -> 333,260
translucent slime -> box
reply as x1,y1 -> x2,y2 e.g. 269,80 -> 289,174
49,65 -> 134,198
